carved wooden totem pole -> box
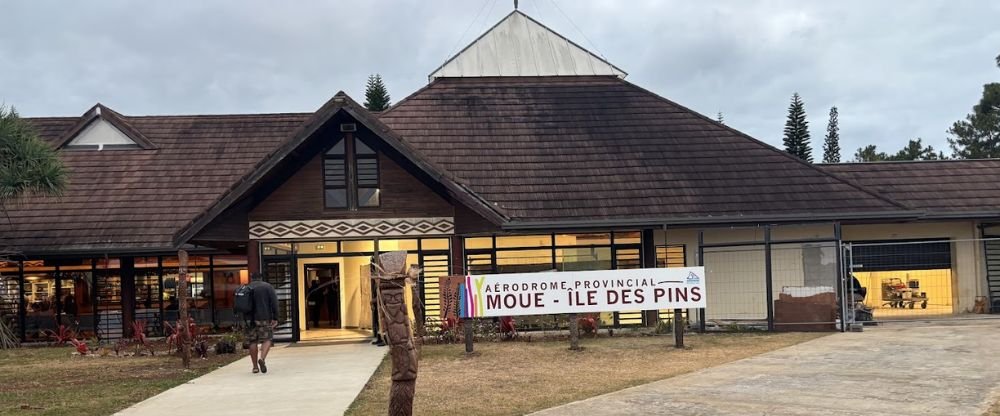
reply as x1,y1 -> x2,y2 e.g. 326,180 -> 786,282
375,251 -> 419,416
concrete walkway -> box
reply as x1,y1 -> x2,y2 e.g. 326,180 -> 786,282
115,342 -> 386,416
533,319 -> 1000,416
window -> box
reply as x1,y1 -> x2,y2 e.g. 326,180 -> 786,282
324,140 -> 348,208
355,140 -> 380,207
64,118 -> 141,150
323,136 -> 380,209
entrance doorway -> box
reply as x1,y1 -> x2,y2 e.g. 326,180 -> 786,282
304,264 -> 341,330
296,255 -> 375,342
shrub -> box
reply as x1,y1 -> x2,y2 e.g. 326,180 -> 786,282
43,324 -> 76,347
578,314 -> 598,336
69,338 -> 89,355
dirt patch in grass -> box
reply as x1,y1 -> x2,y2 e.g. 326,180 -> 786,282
0,345 -> 241,416
346,331 -> 825,416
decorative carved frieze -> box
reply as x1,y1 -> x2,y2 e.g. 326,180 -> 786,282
248,217 -> 454,240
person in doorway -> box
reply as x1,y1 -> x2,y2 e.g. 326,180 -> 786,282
245,272 -> 279,374
62,294 -> 77,319
369,260 -> 386,346
307,280 -> 324,329
325,278 -> 340,328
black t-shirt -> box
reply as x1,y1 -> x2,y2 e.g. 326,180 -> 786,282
248,280 -> 279,322
307,285 -> 324,305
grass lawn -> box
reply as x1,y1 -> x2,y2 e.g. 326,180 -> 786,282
346,331 -> 825,416
0,345 -> 241,416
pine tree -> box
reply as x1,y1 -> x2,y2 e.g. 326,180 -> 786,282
889,138 -> 944,161
822,106 -> 841,163
853,145 -> 887,162
947,83 -> 1000,158
363,74 -> 391,112
783,93 -> 812,162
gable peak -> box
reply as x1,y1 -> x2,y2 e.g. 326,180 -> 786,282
429,9 -> 626,80
56,103 -> 155,150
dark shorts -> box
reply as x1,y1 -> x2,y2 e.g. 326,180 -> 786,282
246,321 -> 274,343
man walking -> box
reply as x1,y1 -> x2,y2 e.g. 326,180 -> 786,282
246,272 -> 279,374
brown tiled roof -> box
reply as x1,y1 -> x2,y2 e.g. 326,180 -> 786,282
5,76 -> 933,255
379,76 -> 910,226
174,92 -> 507,245
822,159 -> 1000,215
3,111 -> 311,254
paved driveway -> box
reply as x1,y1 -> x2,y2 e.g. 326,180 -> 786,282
533,319 -> 1000,416
115,342 -> 385,416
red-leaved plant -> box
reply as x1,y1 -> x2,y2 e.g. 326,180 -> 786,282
578,314 -> 599,336
69,338 -> 89,355
499,316 -> 517,340
165,318 -> 206,357
130,320 -> 154,356
164,321 -> 181,354
43,325 -> 76,347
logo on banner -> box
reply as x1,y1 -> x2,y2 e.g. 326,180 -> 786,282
458,274 -> 487,318
686,271 -> 701,285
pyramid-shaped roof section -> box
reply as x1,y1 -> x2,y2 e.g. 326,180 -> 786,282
429,10 -> 627,80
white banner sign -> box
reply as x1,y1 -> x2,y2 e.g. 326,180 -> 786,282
458,267 -> 706,318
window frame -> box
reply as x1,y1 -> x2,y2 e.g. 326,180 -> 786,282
354,138 -> 380,208
322,134 -> 380,210
322,138 -> 349,209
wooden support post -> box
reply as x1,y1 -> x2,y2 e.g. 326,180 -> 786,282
673,308 -> 684,349
568,313 -> 581,351
120,257 -> 136,338
411,281 -> 424,358
462,318 -> 474,354
177,250 -> 191,368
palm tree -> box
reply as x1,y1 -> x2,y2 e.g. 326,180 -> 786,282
0,105 -> 66,205
0,105 -> 65,348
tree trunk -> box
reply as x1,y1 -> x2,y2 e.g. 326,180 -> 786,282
178,250 -> 191,368
568,313 -> 580,351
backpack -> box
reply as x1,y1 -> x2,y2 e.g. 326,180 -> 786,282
234,284 -> 255,317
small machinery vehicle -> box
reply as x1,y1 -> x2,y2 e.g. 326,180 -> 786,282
881,278 -> 928,309
844,274 -> 873,324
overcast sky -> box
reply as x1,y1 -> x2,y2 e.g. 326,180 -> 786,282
2,1 -> 998,160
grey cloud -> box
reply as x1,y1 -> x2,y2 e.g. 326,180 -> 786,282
1,0 -> 998,158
